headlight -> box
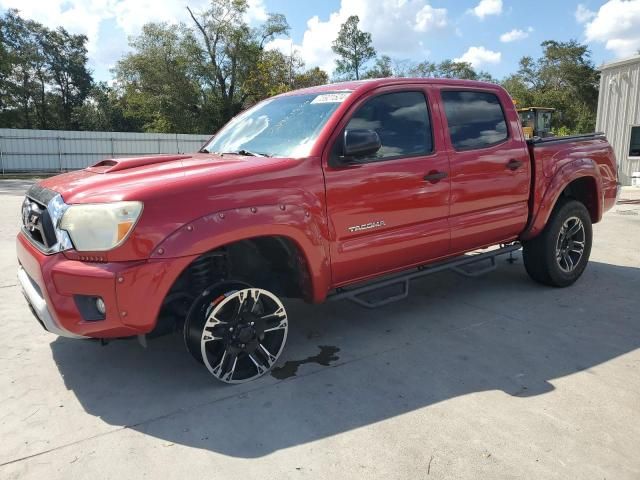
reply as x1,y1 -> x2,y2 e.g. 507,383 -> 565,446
59,202 -> 143,251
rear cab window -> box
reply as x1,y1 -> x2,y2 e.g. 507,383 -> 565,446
441,90 -> 508,150
335,91 -> 433,162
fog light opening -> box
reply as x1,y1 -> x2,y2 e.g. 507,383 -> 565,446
95,297 -> 106,315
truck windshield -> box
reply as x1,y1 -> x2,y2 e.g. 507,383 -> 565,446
202,92 -> 351,158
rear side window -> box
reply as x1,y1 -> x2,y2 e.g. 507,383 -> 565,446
441,91 -> 508,150
345,91 -> 432,160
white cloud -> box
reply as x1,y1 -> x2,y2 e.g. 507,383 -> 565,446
454,46 -> 502,67
245,0 -> 269,24
500,27 -> 533,43
575,4 -> 596,23
414,4 -> 448,32
469,0 -> 503,19
0,0 -> 270,78
265,38 -> 299,56
582,0 -> 640,58
266,0 -> 448,76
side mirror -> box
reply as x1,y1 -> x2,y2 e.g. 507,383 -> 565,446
343,129 -> 381,159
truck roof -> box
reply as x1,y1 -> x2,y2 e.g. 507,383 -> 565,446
280,77 -> 503,97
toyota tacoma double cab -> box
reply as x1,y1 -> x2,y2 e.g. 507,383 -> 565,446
17,78 -> 619,383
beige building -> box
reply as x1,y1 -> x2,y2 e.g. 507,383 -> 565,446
596,55 -> 640,185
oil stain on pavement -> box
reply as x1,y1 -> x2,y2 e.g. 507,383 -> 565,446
271,345 -> 340,380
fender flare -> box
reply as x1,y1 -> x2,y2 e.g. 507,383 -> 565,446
521,158 -> 602,241
150,203 -> 332,303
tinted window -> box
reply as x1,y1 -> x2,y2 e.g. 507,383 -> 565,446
441,91 -> 508,150
630,126 -> 640,157
344,91 -> 432,160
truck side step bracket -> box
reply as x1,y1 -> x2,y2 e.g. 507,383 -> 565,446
348,279 -> 410,309
451,256 -> 497,277
329,243 -> 521,309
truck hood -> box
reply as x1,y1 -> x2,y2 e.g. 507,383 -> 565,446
38,153 -> 300,204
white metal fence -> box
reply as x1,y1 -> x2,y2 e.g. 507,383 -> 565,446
0,128 -> 211,174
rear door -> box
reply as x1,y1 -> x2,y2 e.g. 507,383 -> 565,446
323,85 -> 451,286
436,87 -> 530,254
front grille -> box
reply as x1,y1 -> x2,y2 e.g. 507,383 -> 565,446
22,186 -> 58,249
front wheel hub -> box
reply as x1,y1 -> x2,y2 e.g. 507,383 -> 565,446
199,288 -> 288,383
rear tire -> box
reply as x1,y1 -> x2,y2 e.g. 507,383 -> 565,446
523,199 -> 592,287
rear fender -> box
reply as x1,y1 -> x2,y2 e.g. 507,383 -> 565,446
150,203 -> 332,303
521,158 -> 602,241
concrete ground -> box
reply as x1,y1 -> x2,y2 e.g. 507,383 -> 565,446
0,181 -> 639,480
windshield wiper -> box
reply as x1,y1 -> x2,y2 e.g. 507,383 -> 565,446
220,149 -> 271,157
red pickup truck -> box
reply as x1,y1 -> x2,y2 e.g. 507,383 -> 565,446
17,78 -> 619,383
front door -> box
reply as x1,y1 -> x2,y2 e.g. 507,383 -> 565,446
323,86 -> 451,286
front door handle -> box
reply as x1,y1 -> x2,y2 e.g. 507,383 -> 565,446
506,159 -> 523,170
423,171 -> 448,183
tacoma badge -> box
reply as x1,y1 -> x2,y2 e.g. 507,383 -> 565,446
348,220 -> 386,233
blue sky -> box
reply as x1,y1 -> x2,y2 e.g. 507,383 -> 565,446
1,0 -> 638,82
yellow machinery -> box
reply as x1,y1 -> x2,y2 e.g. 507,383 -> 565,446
517,107 -> 554,139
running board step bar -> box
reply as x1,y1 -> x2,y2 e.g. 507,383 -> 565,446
328,243 -> 522,309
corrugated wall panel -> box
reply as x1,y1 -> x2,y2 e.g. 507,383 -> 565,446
596,57 -> 640,185
0,129 -> 210,173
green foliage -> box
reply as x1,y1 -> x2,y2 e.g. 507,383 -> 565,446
364,55 -> 394,79
361,56 -> 495,82
186,0 -> 289,124
501,40 -> 599,134
551,125 -> 572,137
412,59 -> 495,82
0,9 -> 91,130
332,15 -> 376,80
244,49 -> 298,100
110,0 -> 329,133
293,67 -> 329,89
113,23 -> 207,133
0,8 -> 602,139
74,82 -> 138,132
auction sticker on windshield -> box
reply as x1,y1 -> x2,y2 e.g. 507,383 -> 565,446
311,92 -> 351,104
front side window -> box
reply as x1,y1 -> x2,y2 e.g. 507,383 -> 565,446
343,91 -> 432,160
442,91 -> 508,150
203,91 -> 351,158
630,126 -> 640,157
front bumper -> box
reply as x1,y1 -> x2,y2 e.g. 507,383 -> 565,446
18,266 -> 86,338
16,232 -> 195,339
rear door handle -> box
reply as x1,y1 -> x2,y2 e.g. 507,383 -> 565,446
506,159 -> 523,170
423,171 -> 448,183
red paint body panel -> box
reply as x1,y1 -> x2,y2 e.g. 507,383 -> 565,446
520,137 -> 618,240
432,84 -> 532,253
17,233 -> 195,336
322,84 -> 451,285
16,78 -> 618,338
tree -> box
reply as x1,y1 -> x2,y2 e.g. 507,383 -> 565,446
332,15 -> 376,80
186,0 -> 289,123
114,23 -> 206,133
403,59 -> 494,82
364,55 -> 394,79
243,49 -> 297,101
0,10 -> 45,128
42,28 -> 92,129
501,40 -> 599,133
75,82 -> 138,132
293,66 -> 329,89
0,10 -> 92,130
243,49 -> 329,100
